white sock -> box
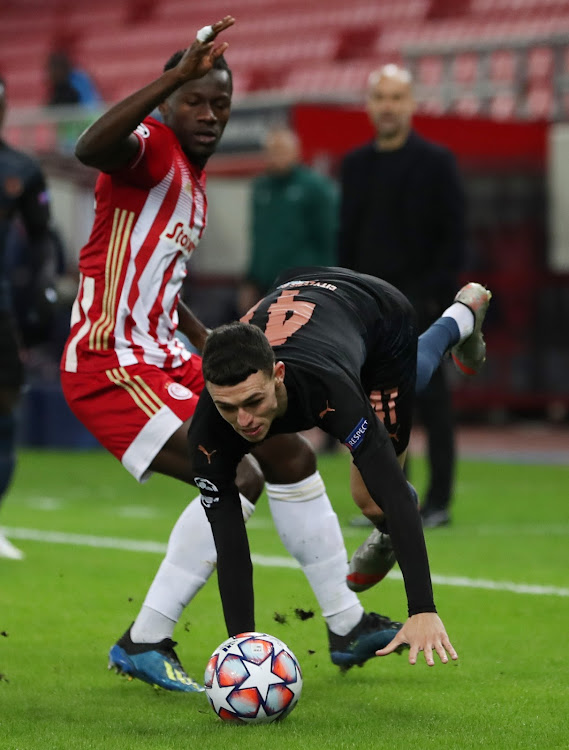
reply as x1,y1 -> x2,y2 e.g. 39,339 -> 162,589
442,302 -> 475,342
130,493 -> 255,644
266,471 -> 364,636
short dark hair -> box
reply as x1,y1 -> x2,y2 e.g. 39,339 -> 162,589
163,50 -> 233,94
202,322 -> 275,386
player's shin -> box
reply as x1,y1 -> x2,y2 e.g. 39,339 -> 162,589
130,493 -> 255,643
266,472 -> 364,636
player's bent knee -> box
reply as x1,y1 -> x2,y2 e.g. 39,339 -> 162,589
235,455 -> 264,504
252,433 -> 316,484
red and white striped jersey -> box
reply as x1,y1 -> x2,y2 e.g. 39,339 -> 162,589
62,117 -> 207,374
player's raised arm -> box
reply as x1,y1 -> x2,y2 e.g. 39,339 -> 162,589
74,16 -> 235,171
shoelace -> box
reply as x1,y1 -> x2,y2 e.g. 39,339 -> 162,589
364,612 -> 402,632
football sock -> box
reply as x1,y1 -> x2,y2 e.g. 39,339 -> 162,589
0,412 -> 17,507
442,301 -> 475,341
130,493 -> 255,644
416,318 -> 459,393
266,471 -> 364,637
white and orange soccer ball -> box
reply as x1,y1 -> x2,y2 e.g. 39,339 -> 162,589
204,632 -> 303,724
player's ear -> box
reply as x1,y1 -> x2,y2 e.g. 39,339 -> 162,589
274,361 -> 285,384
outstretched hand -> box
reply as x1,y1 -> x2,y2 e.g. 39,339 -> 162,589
176,16 -> 235,82
376,612 -> 458,666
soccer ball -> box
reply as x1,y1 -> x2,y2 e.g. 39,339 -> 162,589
204,632 -> 303,724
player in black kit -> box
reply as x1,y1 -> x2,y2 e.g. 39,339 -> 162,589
0,76 -> 57,559
189,266 -> 491,667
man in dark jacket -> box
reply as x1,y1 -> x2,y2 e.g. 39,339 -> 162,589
338,64 -> 466,528
0,76 -> 57,558
239,127 -> 337,315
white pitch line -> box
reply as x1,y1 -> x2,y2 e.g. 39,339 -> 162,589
2,526 -> 568,597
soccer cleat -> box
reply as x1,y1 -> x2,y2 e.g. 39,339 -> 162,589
347,482 -> 418,592
108,626 -> 204,693
421,507 -> 451,528
451,282 -> 492,376
0,533 -> 24,560
328,611 -> 406,671
347,528 -> 396,592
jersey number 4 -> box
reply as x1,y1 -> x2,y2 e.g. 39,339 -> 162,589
242,289 -> 315,346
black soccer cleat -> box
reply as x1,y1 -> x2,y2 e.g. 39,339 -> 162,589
328,611 -> 407,672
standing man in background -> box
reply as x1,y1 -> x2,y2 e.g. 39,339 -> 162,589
338,64 -> 466,528
238,127 -> 338,315
0,76 -> 57,558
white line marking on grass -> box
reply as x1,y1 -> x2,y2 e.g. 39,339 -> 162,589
115,506 -> 161,519
26,497 -> 63,511
2,526 -> 568,595
386,571 -> 569,597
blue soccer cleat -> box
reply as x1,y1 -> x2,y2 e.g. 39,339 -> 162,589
108,626 -> 204,693
328,612 -> 407,671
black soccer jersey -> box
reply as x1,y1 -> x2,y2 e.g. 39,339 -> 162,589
188,267 -> 436,637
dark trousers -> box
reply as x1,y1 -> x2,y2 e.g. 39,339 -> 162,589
412,362 -> 455,511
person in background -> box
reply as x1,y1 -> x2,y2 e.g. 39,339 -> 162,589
338,64 -> 466,528
46,50 -> 102,108
0,77 -> 58,558
238,126 -> 338,316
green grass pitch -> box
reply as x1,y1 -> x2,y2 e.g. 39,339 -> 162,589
0,448 -> 568,749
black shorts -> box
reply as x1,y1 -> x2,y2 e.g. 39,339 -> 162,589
359,276 -> 418,455
0,312 -> 24,388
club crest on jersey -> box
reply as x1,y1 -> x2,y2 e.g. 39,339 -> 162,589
167,382 -> 193,400
161,219 -> 201,256
344,418 -> 369,452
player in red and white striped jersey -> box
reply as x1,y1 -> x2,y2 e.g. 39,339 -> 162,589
61,18 -> 396,693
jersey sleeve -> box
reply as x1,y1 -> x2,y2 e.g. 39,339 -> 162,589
187,389 -> 256,636
113,118 -> 173,188
322,376 -> 436,616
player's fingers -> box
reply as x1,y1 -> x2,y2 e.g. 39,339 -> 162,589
211,42 -> 229,60
443,637 -> 459,661
407,643 -> 420,665
196,16 -> 235,43
423,645 -> 435,667
212,15 -> 235,32
435,641 -> 449,664
375,635 -> 404,657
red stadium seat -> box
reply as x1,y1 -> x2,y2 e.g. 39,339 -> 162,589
527,47 -> 553,83
489,92 -> 517,120
489,50 -> 517,83
416,56 -> 444,86
525,84 -> 555,119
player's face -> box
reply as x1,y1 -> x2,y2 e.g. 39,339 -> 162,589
207,364 -> 286,443
159,69 -> 232,167
366,75 -> 414,142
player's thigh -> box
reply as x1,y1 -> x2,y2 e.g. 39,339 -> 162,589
150,421 -> 264,499
61,358 -> 203,483
252,433 -> 317,484
350,448 -> 408,517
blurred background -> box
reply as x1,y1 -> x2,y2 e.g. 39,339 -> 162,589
2,0 -> 569,452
